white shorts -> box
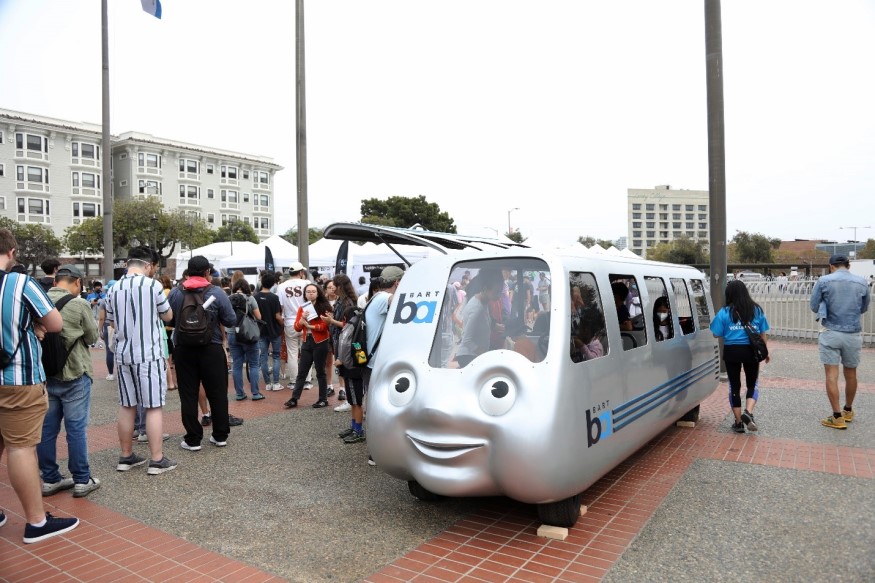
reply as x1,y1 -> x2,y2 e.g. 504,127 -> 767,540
117,359 -> 167,409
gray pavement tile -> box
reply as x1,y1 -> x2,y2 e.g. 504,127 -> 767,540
604,459 -> 875,583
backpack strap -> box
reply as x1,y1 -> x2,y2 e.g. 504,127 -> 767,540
361,295 -> 385,361
53,293 -> 89,351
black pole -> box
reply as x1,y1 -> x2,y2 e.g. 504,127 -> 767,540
705,0 -> 727,312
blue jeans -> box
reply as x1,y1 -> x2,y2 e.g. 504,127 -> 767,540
37,374 -> 94,484
259,335 -> 283,386
228,332 -> 262,398
102,323 -> 114,374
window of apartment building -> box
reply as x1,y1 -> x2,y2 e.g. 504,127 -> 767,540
699,213 -> 707,220
684,205 -> 692,211
138,152 -> 161,168
685,213 -> 694,220
17,197 -> 49,221
633,231 -> 642,238
632,212 -> 641,219
207,213 -> 215,224
220,190 -> 239,203
673,231 -> 682,237
645,212 -> 655,219
258,217 -> 269,230
258,194 -> 269,208
220,165 -> 238,179
686,222 -> 694,229
698,231 -> 708,238
659,213 -> 668,220
206,164 -> 214,174
659,204 -> 667,210
242,192 -> 250,203
17,165 -> 49,185
672,204 -> 680,210
179,185 -> 200,202
686,231 -> 694,237
138,180 -> 161,195
633,222 -> 641,228
221,214 -> 240,226
646,222 -> 655,228
179,159 -> 199,175
256,171 -> 269,186
660,231 -> 669,238
207,189 -> 214,199
0,197 -> 5,210
16,133 -> 49,154
632,203 -> 641,210
673,213 -> 681,220
71,142 -> 99,163
672,222 -> 681,229
0,131 -> 4,143
242,170 -> 249,180
0,164 -> 4,177
646,231 -> 655,238
72,202 -> 101,221
698,205 -> 706,211
72,172 -> 100,189
243,216 -> 251,225
699,222 -> 707,229
646,240 -> 655,247
645,204 -> 654,210
633,239 -> 642,247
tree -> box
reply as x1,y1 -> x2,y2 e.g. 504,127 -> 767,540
648,237 -> 709,265
731,231 -> 781,263
360,195 -> 456,233
0,219 -> 63,274
857,238 -> 875,260
214,221 -> 258,244
64,198 -> 214,264
281,227 -> 324,245
577,235 -> 614,249
505,230 -> 527,243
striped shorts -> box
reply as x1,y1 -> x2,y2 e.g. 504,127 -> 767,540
117,359 -> 168,409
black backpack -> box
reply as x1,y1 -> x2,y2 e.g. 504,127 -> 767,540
41,294 -> 79,378
175,285 -> 216,347
337,300 -> 381,369
229,293 -> 260,344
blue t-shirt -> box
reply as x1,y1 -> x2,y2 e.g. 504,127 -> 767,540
709,305 -> 769,346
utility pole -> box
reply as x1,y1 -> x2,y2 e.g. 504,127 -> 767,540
295,0 -> 309,269
705,0 -> 727,312
100,0 -> 114,281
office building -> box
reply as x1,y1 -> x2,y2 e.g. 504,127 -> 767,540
627,185 -> 709,259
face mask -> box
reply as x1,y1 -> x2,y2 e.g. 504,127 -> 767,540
658,312 -> 669,322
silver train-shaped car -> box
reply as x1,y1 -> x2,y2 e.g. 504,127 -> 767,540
324,223 -> 720,527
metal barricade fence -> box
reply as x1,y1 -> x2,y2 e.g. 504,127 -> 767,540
747,279 -> 875,345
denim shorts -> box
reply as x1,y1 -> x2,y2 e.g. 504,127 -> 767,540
818,329 -> 863,368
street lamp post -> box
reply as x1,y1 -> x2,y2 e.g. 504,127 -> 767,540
840,225 -> 871,258
507,207 -> 520,234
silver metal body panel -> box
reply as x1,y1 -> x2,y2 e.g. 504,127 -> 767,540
362,245 -> 719,505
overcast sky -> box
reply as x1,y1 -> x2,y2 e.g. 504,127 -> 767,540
1,0 -> 873,247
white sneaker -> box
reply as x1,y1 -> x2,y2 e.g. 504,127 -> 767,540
209,435 -> 227,447
272,383 -> 284,391
105,374 -> 115,381
303,381 -> 313,390
180,440 -> 201,451
334,402 -> 352,412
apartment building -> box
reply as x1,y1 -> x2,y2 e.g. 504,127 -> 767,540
627,185 -> 709,259
0,107 -> 282,267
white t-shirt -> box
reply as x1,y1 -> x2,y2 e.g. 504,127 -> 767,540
276,277 -> 312,326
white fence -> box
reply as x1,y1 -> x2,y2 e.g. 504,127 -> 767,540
745,279 -> 875,344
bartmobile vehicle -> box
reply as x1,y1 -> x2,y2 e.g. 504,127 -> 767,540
324,223 -> 720,527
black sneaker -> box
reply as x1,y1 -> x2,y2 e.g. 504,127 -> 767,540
732,421 -> 746,434
284,398 -> 298,409
338,389 -> 346,401
338,427 -> 355,438
147,456 -> 178,475
343,431 -> 366,444
117,453 -> 147,471
201,414 -> 212,427
326,387 -> 335,397
741,410 -> 758,432
312,400 -> 328,409
23,513 -> 79,544
228,415 -> 244,426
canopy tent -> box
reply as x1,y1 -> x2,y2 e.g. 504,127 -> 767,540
174,241 -> 259,280
215,236 -> 299,274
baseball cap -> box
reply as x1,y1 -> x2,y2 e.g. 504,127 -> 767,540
55,265 -> 84,280
829,254 -> 849,266
380,265 -> 405,283
188,255 -> 212,274
288,261 -> 305,274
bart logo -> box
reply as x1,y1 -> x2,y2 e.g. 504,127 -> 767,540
393,293 -> 437,324
586,409 -> 613,447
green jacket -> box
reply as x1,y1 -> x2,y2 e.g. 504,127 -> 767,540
47,288 -> 99,381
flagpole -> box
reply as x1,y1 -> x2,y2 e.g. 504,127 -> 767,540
101,0 -> 114,281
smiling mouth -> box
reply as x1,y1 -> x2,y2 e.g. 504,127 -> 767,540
406,433 -> 486,460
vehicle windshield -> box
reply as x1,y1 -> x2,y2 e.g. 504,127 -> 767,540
428,258 -> 551,368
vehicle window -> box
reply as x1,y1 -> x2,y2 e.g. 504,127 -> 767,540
644,276 -> 673,342
671,278 -> 695,335
428,258 -> 550,368
689,279 -> 711,330
569,272 -> 608,363
609,274 -> 646,350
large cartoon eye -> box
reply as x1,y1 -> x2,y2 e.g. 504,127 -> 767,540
478,376 -> 516,416
388,371 -> 417,407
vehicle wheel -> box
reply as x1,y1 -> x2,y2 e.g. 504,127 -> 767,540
408,480 -> 442,501
679,404 -> 700,423
537,493 -> 581,527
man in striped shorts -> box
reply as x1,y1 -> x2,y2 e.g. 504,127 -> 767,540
105,246 -> 176,475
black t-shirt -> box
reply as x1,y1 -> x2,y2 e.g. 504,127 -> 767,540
254,290 -> 283,339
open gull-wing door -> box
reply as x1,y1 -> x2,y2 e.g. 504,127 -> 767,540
322,222 -> 528,265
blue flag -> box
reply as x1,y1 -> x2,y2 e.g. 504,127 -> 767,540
140,0 -> 162,19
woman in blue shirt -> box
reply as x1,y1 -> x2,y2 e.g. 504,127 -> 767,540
710,280 -> 770,433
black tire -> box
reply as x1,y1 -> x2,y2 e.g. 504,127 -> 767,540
680,404 -> 700,423
537,493 -> 581,527
408,480 -> 442,501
